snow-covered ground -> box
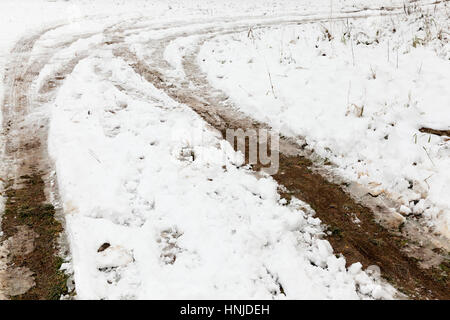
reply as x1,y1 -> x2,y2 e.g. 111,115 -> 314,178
48,51 -> 396,299
1,0 -> 448,300
198,3 -> 450,237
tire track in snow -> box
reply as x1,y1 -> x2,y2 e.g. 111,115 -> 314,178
0,22 -> 112,299
0,24 -> 70,299
0,1 -> 447,299
111,7 -> 449,299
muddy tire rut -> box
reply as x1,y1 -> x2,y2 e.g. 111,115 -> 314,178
0,26 -> 71,299
0,25 -> 97,299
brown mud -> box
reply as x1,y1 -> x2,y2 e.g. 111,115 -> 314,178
273,155 -> 449,299
1,175 -> 67,300
0,26 -> 80,300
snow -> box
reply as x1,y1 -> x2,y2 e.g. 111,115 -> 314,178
2,0 -> 447,300
198,4 -> 450,237
47,51 -> 396,299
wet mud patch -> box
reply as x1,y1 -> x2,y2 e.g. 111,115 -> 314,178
272,155 -> 449,300
1,174 -> 68,300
